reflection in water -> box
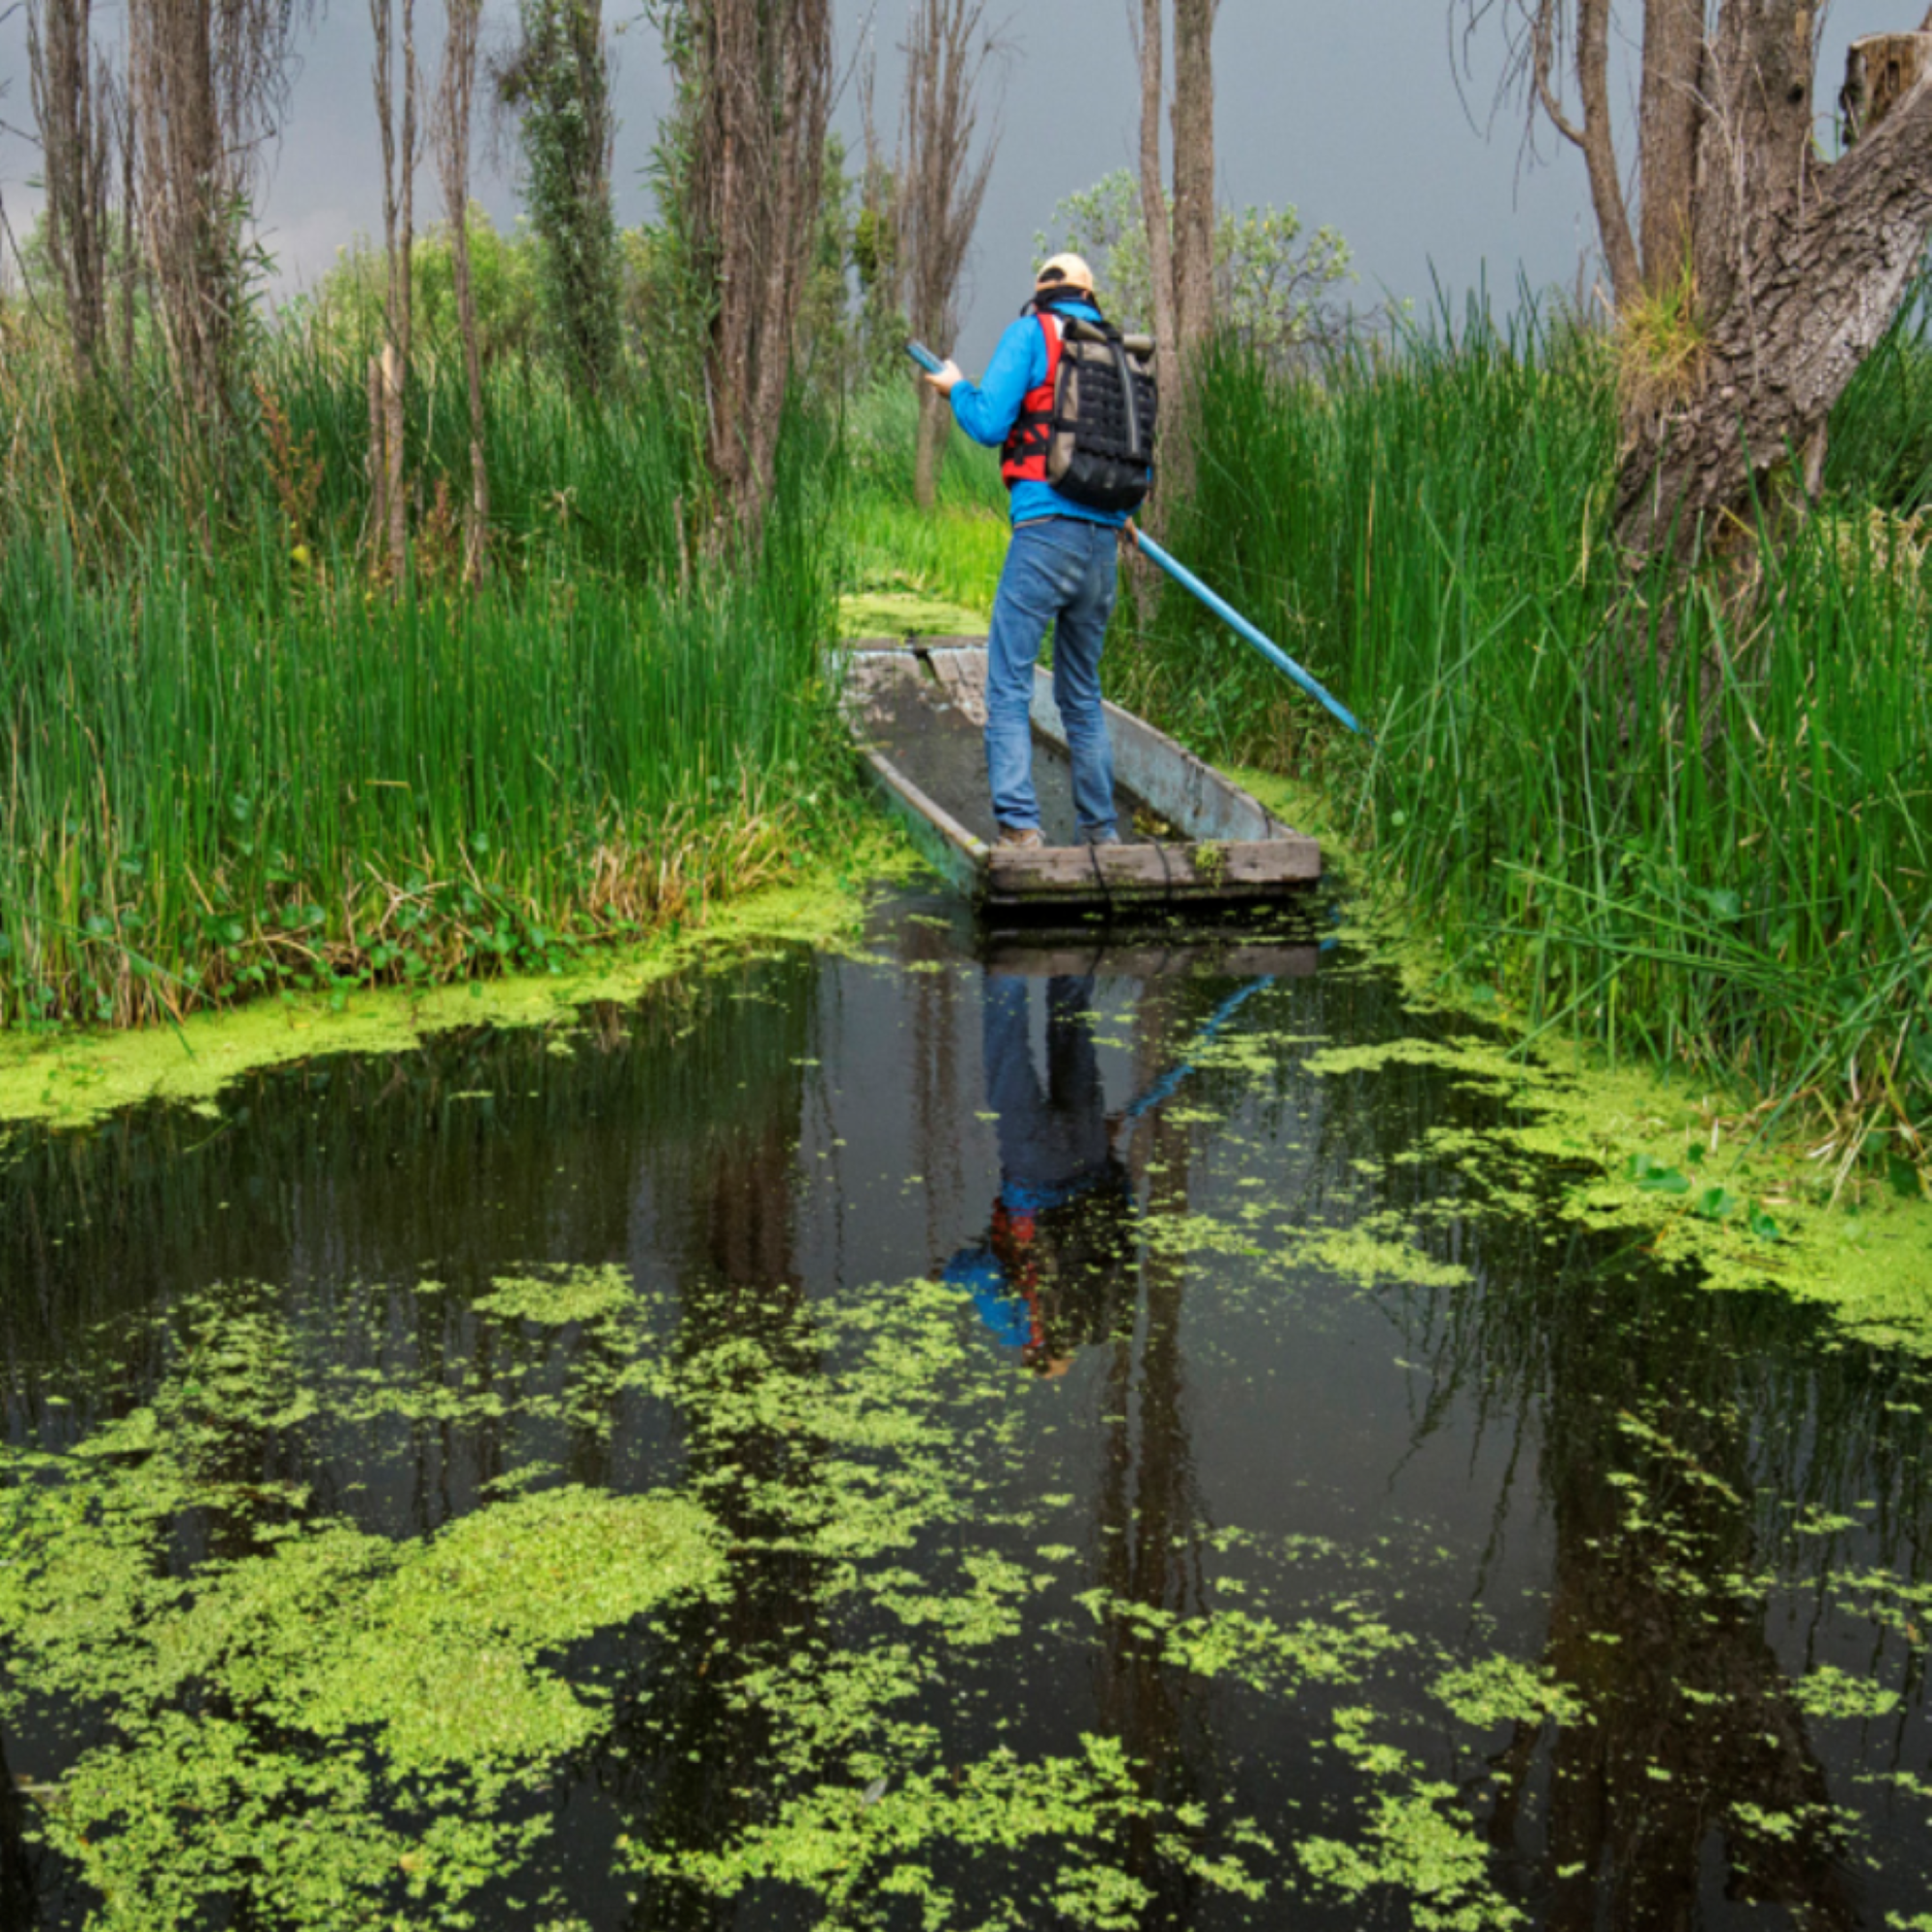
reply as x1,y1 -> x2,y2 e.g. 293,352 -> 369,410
0,1729 -> 39,1929
951,966 -> 1216,1915
1417,1246 -> 1863,1923
0,896 -> 1927,1929
1094,969 -> 1213,1923
949,973 -> 1135,1375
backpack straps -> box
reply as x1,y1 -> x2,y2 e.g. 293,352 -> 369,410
999,312 -> 1065,488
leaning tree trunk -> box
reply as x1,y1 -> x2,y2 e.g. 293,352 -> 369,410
1615,30 -> 1932,562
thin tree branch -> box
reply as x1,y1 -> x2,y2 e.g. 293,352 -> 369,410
1532,0 -> 1586,147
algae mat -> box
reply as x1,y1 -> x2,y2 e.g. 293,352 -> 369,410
0,872 -> 877,1135
1,890 -> 1928,1928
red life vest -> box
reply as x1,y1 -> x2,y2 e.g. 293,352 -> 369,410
999,313 -> 1065,490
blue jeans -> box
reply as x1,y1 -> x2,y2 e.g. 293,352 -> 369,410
984,518 -> 1121,839
981,973 -> 1112,1208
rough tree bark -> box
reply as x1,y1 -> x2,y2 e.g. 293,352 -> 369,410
1621,50 -> 1932,556
898,0 -> 1004,510
1504,0 -> 1932,562
28,0 -> 113,380
672,0 -> 833,545
437,0 -> 490,585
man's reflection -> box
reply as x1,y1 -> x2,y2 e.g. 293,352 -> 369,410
946,973 -> 1134,1375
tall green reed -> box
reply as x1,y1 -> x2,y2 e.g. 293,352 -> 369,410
0,341 -> 847,1027
1118,300 -> 1932,1183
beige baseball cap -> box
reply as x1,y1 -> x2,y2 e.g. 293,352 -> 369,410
1035,252 -> 1096,295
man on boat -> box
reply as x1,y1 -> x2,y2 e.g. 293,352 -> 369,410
923,254 -> 1134,851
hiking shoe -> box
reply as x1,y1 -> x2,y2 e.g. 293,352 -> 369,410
996,825 -> 1045,851
1082,828 -> 1122,846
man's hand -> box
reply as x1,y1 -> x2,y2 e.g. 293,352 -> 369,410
1120,522 -> 1142,554
923,358 -> 964,398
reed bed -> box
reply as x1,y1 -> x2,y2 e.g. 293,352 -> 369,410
0,343 -> 846,1028
1117,305 -> 1932,1185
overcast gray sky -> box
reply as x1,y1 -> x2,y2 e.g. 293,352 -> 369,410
0,1 -> 1906,364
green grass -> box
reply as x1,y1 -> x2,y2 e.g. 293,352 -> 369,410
1113,305 -> 1932,1186
1824,291 -> 1932,514
0,342 -> 852,1029
838,379 -> 1008,621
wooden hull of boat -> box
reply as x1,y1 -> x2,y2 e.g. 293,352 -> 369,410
842,639 -> 1321,913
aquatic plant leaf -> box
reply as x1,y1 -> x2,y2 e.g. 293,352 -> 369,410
1629,1153 -> 1691,1195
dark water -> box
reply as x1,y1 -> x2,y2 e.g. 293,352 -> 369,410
1,889 -> 1928,1930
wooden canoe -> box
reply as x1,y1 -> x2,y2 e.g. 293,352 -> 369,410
840,638 -> 1321,914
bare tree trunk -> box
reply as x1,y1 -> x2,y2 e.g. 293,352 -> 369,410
28,0 -> 113,380
1687,0 -> 1819,327
127,0 -> 300,439
742,14 -> 828,527
1135,0 -> 1215,518
129,0 -> 220,426
116,69 -> 135,373
898,0 -> 1004,510
677,0 -> 833,545
1533,0 -> 1640,306
1637,0 -> 1703,286
371,0 -> 418,578
1135,0 -> 1177,368
1620,2 -> 1878,562
438,0 -> 489,584
399,0 -> 416,561
1132,0 -> 1179,572
1169,0 -> 1216,357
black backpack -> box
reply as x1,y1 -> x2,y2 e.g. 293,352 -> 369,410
1043,315 -> 1158,515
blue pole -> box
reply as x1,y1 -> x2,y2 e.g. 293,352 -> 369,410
1118,974 -> 1276,1142
1131,526 -> 1370,742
